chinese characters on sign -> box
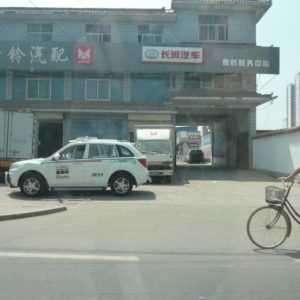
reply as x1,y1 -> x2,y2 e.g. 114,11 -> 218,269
51,47 -> 69,63
7,46 -> 25,64
4,45 -> 69,65
30,46 -> 47,64
56,166 -> 69,179
0,43 -> 275,74
142,46 -> 204,64
222,58 -> 270,69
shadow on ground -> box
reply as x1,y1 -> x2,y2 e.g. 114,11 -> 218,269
8,189 -> 157,202
255,248 -> 300,260
171,165 -> 276,185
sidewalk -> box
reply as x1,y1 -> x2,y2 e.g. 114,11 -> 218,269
0,183 -> 67,221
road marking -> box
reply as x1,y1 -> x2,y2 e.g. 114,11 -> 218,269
0,251 -> 139,262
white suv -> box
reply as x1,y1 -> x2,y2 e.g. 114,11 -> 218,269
5,138 -> 150,197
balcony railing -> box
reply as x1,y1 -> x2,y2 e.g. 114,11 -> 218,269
0,7 -> 171,16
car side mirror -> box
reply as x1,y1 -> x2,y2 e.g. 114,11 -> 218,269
53,153 -> 60,161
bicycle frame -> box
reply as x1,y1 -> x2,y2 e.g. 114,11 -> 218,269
284,199 -> 300,225
271,180 -> 300,226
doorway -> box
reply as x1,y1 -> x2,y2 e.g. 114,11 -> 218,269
38,122 -> 63,157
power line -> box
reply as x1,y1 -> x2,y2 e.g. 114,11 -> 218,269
27,0 -> 37,7
258,75 -> 277,92
256,74 -> 261,88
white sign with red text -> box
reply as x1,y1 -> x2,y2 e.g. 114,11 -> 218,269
142,46 -> 204,65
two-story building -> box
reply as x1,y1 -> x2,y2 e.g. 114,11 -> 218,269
0,0 -> 279,168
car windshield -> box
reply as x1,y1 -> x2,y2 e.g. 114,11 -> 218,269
1,0 -> 298,299
138,140 -> 171,154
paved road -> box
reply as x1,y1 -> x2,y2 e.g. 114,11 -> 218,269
1,166 -> 300,299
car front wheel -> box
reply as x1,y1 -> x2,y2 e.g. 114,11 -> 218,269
20,173 -> 46,197
111,174 -> 133,196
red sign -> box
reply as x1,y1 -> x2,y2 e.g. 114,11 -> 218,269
75,46 -> 93,64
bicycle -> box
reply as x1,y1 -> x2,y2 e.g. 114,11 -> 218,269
247,179 -> 300,249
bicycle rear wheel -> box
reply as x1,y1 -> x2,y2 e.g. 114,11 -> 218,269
247,205 -> 290,249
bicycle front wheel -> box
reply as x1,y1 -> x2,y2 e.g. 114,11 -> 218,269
247,205 -> 290,249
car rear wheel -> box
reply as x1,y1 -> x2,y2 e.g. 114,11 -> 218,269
20,173 -> 46,197
111,174 -> 133,196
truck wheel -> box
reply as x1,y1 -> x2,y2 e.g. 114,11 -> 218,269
111,174 -> 133,196
20,173 -> 46,197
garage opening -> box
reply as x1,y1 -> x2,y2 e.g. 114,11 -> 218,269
176,125 -> 212,166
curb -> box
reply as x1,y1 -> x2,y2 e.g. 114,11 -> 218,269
0,206 -> 67,221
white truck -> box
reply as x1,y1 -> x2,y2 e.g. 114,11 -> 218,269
176,131 -> 203,163
134,125 -> 175,183
0,110 -> 37,180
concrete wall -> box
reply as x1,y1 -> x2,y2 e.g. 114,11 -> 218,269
0,9 -> 257,44
212,120 -> 227,166
252,128 -> 300,175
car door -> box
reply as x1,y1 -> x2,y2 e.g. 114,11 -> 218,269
84,143 -> 118,187
46,144 -> 87,187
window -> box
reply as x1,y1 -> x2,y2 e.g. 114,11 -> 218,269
86,24 -> 111,42
184,73 -> 201,88
60,145 -> 86,160
184,73 -> 214,88
88,144 -> 117,158
226,74 -> 242,90
138,140 -> 171,154
27,23 -> 52,41
201,73 -> 213,88
138,24 -> 163,43
26,77 -> 51,100
214,74 -> 225,89
199,16 -> 228,41
85,79 -> 110,100
116,145 -> 134,157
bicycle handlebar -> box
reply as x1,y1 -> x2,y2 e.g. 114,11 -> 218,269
279,177 -> 295,189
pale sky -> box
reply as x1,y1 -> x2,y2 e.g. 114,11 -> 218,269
1,0 -> 298,130
256,0 -> 300,130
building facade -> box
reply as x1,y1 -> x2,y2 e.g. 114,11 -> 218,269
286,83 -> 296,128
0,0 -> 279,167
294,73 -> 300,127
